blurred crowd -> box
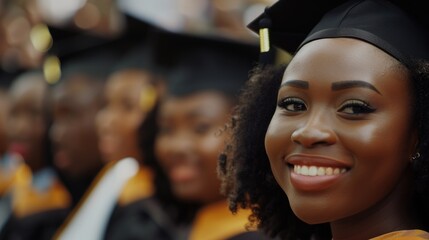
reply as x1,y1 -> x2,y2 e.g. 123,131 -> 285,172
0,0 -> 282,239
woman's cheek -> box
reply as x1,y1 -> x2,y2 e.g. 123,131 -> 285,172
265,113 -> 289,162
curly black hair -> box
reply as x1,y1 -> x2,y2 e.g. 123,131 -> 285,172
218,59 -> 429,240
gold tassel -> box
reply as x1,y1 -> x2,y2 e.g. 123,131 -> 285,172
259,28 -> 270,53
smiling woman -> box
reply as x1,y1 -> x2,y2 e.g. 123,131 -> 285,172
219,0 -> 429,240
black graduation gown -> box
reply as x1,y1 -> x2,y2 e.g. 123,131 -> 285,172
0,168 -> 71,240
104,196 -> 180,240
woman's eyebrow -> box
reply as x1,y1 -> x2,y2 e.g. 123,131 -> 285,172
332,80 -> 381,95
280,80 -> 381,95
280,80 -> 309,89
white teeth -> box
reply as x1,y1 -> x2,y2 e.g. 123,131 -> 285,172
317,167 -> 325,176
308,166 -> 317,176
293,165 -> 347,176
301,166 -> 309,175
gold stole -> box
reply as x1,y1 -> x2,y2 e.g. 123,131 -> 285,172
12,165 -> 71,218
371,229 -> 429,240
189,200 -> 254,240
53,158 -> 139,240
117,165 -> 154,206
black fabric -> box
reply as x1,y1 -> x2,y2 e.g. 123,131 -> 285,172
58,39 -> 124,83
47,27 -> 131,85
112,44 -> 153,73
228,231 -> 280,240
103,197 -> 181,240
248,0 -> 428,64
156,31 -> 259,98
0,70 -> 20,89
247,0 -> 345,54
0,208 -> 69,240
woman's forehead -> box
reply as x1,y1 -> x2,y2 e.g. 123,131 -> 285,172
285,38 -> 400,76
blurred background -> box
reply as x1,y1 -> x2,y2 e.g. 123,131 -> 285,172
0,0 -> 275,79
0,1 -> 282,240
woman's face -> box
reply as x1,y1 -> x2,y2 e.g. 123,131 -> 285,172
265,38 -> 416,224
96,70 -> 154,162
50,77 -> 103,180
7,77 -> 47,170
155,91 -> 231,204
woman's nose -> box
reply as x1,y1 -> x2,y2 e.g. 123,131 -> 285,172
291,112 -> 337,148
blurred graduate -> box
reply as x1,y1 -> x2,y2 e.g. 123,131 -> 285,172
123,27 -> 274,239
98,20 -> 169,240
0,70 -> 70,240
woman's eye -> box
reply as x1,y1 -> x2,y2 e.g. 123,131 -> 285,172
338,100 -> 375,115
278,97 -> 307,112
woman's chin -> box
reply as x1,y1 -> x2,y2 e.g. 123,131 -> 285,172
291,205 -> 334,225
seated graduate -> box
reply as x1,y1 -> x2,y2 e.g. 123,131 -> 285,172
144,30 -> 273,240
98,38 -> 168,239
0,70 -> 70,240
0,80 -> 21,231
48,36 -> 123,239
219,0 -> 429,239
50,30 -> 165,240
0,80 -> 15,200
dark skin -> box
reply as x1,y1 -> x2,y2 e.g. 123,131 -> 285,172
155,91 -> 232,204
265,38 -> 419,239
7,74 -> 47,172
50,75 -> 104,181
0,89 -> 10,156
96,70 -> 155,163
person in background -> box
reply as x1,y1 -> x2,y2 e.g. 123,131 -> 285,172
0,80 -> 20,231
0,80 -> 14,197
146,31 -> 272,240
50,36 -> 143,240
99,40 -> 170,240
0,70 -> 70,240
219,0 -> 429,239
49,49 -> 112,211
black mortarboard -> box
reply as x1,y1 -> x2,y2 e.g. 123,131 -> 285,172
59,38 -> 122,82
157,31 -> 259,97
112,44 -> 152,72
0,70 -> 20,90
110,32 -> 167,77
44,27 -> 128,84
248,0 -> 428,65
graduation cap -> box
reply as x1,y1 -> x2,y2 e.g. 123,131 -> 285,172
59,38 -> 122,83
156,31 -> 260,97
116,0 -> 260,97
0,70 -> 20,90
43,26 -> 129,85
248,0 -> 429,65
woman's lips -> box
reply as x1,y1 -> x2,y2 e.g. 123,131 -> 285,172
286,154 -> 352,169
8,143 -> 29,160
285,154 -> 351,191
169,165 -> 198,183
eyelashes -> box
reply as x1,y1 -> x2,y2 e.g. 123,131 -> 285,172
277,97 -> 307,112
338,99 -> 376,114
278,97 -> 376,115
